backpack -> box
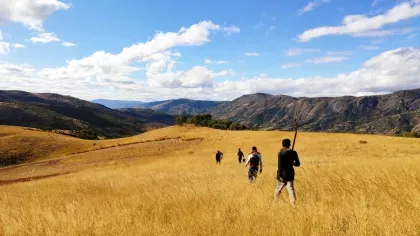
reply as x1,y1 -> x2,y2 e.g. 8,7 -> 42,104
250,153 -> 260,167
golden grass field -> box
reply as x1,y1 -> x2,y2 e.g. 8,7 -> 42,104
1,125 -> 420,236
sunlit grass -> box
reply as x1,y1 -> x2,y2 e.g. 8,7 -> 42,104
0,126 -> 420,235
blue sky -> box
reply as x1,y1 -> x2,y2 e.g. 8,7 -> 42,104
0,0 -> 420,101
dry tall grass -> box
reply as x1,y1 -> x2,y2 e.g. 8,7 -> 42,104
1,126 -> 420,235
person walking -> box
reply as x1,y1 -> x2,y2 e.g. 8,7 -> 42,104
244,146 -> 262,183
215,150 -> 223,164
274,139 -> 300,205
237,148 -> 245,164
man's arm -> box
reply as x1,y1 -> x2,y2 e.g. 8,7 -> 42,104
293,151 -> 300,167
259,154 -> 263,173
244,154 -> 251,167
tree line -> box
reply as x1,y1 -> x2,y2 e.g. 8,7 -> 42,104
176,114 -> 247,130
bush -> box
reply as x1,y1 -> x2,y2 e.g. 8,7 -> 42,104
180,114 -> 247,131
176,115 -> 188,125
399,132 -> 420,138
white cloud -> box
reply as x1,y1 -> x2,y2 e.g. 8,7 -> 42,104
284,48 -> 320,56
37,21 -> 233,89
215,48 -> 420,99
306,56 -> 350,64
299,0 -> 331,15
244,52 -> 259,56
298,0 -> 420,42
13,44 -> 25,48
282,63 -> 302,69
0,42 -> 11,54
62,42 -> 76,47
205,59 -> 228,64
0,30 -> 3,41
1,48 -> 420,101
0,63 -> 35,77
222,25 -> 240,35
352,28 -> 414,37
0,0 -> 70,31
30,32 -> 60,43
360,45 -> 379,50
178,66 -> 228,88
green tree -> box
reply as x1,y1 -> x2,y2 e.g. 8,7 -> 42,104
176,115 -> 188,125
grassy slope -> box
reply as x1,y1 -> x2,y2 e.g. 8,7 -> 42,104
0,126 -> 420,235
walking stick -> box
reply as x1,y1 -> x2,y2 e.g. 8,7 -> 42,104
292,121 -> 299,150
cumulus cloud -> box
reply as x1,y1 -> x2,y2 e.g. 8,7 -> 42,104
62,42 -> 76,47
205,59 -> 228,64
0,0 -> 70,31
298,0 -> 420,42
299,0 -> 331,15
0,42 -> 11,54
37,21 -> 235,90
1,48 -> 420,101
244,52 -> 259,56
30,32 -> 60,43
0,63 -> 35,78
214,48 -> 420,99
284,48 -> 320,56
282,63 -> 302,69
306,56 -> 350,64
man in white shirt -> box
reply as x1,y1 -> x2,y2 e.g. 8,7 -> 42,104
244,146 -> 263,183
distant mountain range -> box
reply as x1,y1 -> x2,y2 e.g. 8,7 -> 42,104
0,91 -> 175,139
207,89 -> 420,134
91,99 -> 145,109
93,98 -> 223,115
2,89 -> 420,137
140,99 -> 223,115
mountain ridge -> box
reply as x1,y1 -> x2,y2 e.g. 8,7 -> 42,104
206,88 -> 420,134
0,90 -> 175,139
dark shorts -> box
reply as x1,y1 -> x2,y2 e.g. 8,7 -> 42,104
248,167 -> 258,179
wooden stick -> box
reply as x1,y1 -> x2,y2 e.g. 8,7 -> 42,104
292,121 -> 299,150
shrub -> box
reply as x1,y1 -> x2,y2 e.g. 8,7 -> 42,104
180,114 -> 247,131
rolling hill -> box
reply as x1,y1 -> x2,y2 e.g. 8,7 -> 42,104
0,90 -> 174,139
207,89 -> 420,135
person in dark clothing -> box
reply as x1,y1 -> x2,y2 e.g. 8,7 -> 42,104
215,150 -> 223,164
274,139 -> 300,205
237,148 -> 245,164
245,146 -> 263,183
